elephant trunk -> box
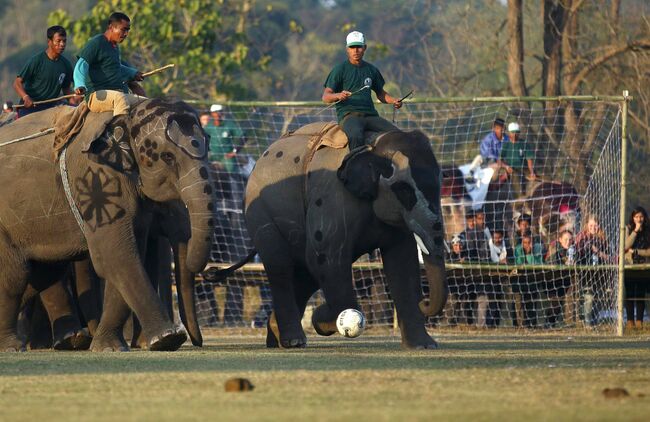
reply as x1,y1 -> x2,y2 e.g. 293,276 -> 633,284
174,242 -> 203,347
419,255 -> 448,316
179,170 -> 216,273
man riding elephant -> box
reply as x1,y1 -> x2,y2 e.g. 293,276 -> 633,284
322,30 -> 403,150
73,12 -> 145,116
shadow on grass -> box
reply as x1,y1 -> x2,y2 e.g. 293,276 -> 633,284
1,337 -> 649,376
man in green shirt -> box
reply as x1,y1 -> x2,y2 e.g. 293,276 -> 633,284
13,25 -> 75,117
201,104 -> 246,174
322,31 -> 403,149
499,122 -> 536,198
73,12 -> 144,116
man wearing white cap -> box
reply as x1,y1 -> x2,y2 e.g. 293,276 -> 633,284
322,30 -> 403,149
499,122 -> 536,197
204,104 -> 245,174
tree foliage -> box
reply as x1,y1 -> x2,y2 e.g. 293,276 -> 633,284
49,0 -> 264,100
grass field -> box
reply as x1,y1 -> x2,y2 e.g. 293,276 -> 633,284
1,333 -> 649,421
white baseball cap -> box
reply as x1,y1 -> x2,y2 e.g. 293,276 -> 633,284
210,104 -> 223,112
346,31 -> 365,47
507,122 -> 520,133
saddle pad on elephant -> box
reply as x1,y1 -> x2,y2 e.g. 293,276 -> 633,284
285,121 -> 348,151
52,103 -> 114,158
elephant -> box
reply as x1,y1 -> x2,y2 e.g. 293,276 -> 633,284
243,123 -> 448,349
0,98 -> 216,351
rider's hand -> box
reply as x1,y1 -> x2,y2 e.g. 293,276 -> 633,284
22,95 -> 33,108
75,87 -> 86,96
338,91 -> 352,101
393,99 -> 403,109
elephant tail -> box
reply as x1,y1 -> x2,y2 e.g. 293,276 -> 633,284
200,250 -> 258,282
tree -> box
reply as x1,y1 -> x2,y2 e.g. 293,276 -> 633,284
49,0 -> 264,100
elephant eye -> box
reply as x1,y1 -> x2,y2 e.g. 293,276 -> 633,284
160,152 -> 176,166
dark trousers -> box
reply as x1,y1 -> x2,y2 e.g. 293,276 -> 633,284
341,113 -> 399,149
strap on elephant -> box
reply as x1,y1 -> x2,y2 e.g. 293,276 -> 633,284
59,145 -> 86,232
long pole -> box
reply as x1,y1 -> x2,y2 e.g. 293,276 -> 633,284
617,90 -> 630,336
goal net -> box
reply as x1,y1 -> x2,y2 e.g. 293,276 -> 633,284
193,97 -> 624,335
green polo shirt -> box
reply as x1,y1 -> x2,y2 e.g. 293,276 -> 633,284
17,51 -> 73,101
77,34 -> 128,95
500,139 -> 534,169
206,119 -> 244,173
324,60 -> 385,122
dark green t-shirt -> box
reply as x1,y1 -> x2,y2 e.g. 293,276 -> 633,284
500,139 -> 534,169
207,119 -> 244,172
323,60 -> 385,122
77,34 -> 128,95
17,51 -> 72,102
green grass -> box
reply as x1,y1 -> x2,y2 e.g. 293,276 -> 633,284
1,334 -> 649,421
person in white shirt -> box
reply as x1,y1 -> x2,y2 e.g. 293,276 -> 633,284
488,230 -> 508,264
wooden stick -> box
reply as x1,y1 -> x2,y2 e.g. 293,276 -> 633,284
10,94 -> 79,109
142,64 -> 175,78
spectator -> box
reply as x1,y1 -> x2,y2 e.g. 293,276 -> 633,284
488,230 -> 508,264
575,215 -> 609,265
515,234 -> 544,264
513,234 -> 542,327
73,12 -> 145,116
13,25 -> 76,117
205,104 -> 246,175
575,215 -> 610,326
544,230 -> 576,327
322,31 -> 402,150
479,117 -> 509,164
499,122 -> 536,198
448,234 -> 468,263
445,234 -> 468,325
624,206 -> 650,329
462,209 -> 490,262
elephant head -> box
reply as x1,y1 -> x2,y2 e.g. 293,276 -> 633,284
338,130 -> 448,316
85,99 -> 216,274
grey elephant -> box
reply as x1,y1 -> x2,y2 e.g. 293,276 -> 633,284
244,123 -> 448,349
0,99 -> 216,351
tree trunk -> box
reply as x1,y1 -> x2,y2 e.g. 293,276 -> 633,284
507,0 -> 527,97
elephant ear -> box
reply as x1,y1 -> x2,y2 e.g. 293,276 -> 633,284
86,117 -> 136,172
337,146 -> 393,200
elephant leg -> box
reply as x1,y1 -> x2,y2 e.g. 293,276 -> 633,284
381,232 -> 437,349
89,231 -> 186,351
73,259 -> 101,336
266,266 -> 319,348
310,261 -> 359,336
39,278 -> 91,351
91,282 -> 130,352
253,228 -> 305,348
0,247 -> 29,351
154,238 -> 174,320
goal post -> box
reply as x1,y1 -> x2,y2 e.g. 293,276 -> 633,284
191,94 -> 630,336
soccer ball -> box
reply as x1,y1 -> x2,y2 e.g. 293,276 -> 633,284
336,309 -> 366,338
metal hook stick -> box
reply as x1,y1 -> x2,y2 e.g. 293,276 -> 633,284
392,90 -> 414,123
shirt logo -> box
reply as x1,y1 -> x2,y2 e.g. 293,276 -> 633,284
58,73 -> 66,85
364,77 -> 372,88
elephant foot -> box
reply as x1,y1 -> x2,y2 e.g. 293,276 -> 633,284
313,320 -> 337,336
72,329 -> 92,350
311,304 -> 337,336
91,332 -> 129,352
401,330 -> 439,350
0,335 -> 26,352
265,312 -> 280,348
279,335 -> 307,348
266,312 -> 306,348
149,326 -> 187,351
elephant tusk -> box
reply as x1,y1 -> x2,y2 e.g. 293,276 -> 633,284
414,233 -> 429,255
